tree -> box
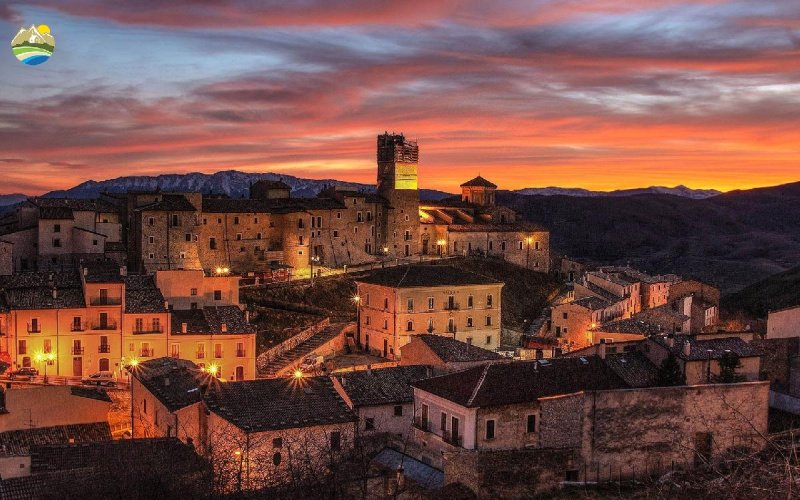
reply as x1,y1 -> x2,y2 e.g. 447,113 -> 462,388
716,351 -> 743,383
656,353 -> 684,386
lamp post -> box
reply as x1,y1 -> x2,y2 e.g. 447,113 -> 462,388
34,352 -> 55,384
526,236 -> 533,269
310,255 -> 320,286
125,358 -> 139,436
437,240 -> 446,259
353,294 -> 361,348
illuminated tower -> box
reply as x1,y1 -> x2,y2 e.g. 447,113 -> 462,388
377,133 -> 420,258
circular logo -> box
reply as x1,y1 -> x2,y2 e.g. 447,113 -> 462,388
11,24 -> 55,66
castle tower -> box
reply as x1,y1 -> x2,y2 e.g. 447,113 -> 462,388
377,133 -> 420,258
461,175 -> 497,207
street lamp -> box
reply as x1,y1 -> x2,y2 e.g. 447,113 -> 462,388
353,295 -> 361,348
437,240 -> 446,258
526,236 -> 533,269
310,255 -> 320,286
34,352 -> 55,384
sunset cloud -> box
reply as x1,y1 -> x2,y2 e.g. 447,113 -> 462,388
0,0 -> 798,194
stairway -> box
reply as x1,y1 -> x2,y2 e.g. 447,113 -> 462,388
261,323 -> 346,378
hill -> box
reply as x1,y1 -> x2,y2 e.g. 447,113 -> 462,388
500,181 -> 800,293
722,266 -> 800,318
513,185 -> 721,199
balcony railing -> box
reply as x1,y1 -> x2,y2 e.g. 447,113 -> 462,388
444,303 -> 460,311
71,347 -> 85,355
441,430 -> 463,447
236,349 -> 246,357
71,325 -> 85,332
413,417 -> 429,432
27,324 -> 41,333
196,351 -> 205,359
92,322 -> 118,331
214,351 -> 223,359
140,348 -> 154,358
90,297 -> 122,306
133,327 -> 164,334
171,352 -> 180,358
98,345 -> 111,353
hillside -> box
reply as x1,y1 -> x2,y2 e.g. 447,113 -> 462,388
722,266 -> 800,318
501,181 -> 800,293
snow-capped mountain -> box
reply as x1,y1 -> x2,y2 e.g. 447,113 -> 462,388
513,185 -> 721,199
42,170 -> 454,201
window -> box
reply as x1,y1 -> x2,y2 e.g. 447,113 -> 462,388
256,232 -> 262,240
272,452 -> 282,466
214,290 -> 222,301
563,327 -> 568,334
171,343 -> 180,358
209,238 -> 217,250
448,318 -> 455,333
254,217 -> 259,224
236,342 -> 245,357
486,316 -> 492,327
273,438 -> 282,448
467,317 -> 473,327
487,294 -> 493,308
466,337 -> 473,345
18,340 -> 26,355
143,399 -> 147,414
135,318 -> 144,333
486,420 -> 495,440
383,298 -> 389,310
92,239 -> 98,246
152,318 -> 160,332
190,288 -> 198,296
236,233 -> 242,241
467,296 -> 473,309
148,236 -> 155,244
427,297 -> 434,310
30,318 -> 40,333
148,253 -> 154,259
214,343 -> 223,358
333,230 -> 339,238
519,241 -> 524,250
185,233 -> 192,242
148,217 -> 155,226
170,214 -> 180,227
299,236 -> 304,245
233,216 -> 240,225
43,339 -> 52,353
407,298 -> 414,312
365,418 -> 375,431
53,224 -> 61,233
440,412 -> 447,431
562,312 -> 568,320
406,321 -> 413,332
486,335 -> 492,345
52,238 -> 61,248
298,219 -> 304,229
394,405 -> 403,417
179,252 -> 186,259
330,431 -> 341,451
383,319 -> 388,330
535,241 -> 540,250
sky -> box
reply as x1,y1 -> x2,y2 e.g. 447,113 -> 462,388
1,1 -> 799,195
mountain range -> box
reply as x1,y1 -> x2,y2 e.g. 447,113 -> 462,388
513,185 -> 721,199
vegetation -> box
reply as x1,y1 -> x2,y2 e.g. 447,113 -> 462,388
716,351 -> 743,384
655,353 -> 684,386
722,265 -> 800,319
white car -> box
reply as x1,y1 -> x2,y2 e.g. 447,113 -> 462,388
81,371 -> 116,387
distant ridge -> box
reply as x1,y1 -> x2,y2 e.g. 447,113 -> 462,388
513,185 -> 721,199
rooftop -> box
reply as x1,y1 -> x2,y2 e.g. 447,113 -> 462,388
573,296 -> 611,311
137,194 -> 197,212
357,265 -> 502,288
132,358 -> 206,412
603,351 -> 659,388
204,376 -> 356,432
413,357 -> 630,408
171,306 -> 255,335
125,275 -> 167,314
0,422 -> 111,457
334,365 -> 433,407
460,176 -> 498,188
412,335 -> 502,363
650,335 -> 763,361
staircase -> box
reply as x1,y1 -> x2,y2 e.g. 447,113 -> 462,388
261,323 -> 346,378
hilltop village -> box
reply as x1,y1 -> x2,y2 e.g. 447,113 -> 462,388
0,134 -> 793,497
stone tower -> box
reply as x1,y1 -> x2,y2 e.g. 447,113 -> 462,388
377,133 -> 420,258
460,175 -> 497,206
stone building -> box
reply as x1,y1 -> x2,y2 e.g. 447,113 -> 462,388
0,198 -> 124,272
355,265 -> 504,359
410,356 -> 768,496
767,304 -> 800,339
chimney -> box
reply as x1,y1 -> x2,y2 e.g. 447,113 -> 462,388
666,334 -> 675,348
120,266 -> 127,277
52,288 -> 58,299
181,322 -> 188,334
221,323 -> 228,333
683,340 -> 691,358
164,300 -> 169,310
164,377 -> 170,386
83,268 -> 88,277
245,310 -> 250,323
598,338 -> 606,360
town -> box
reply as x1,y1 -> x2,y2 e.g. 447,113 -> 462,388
0,133 -> 793,498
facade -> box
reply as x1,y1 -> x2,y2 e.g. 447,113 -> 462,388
0,385 -> 111,432
0,198 -> 123,272
0,266 -> 256,380
767,305 -> 800,339
356,265 -> 504,359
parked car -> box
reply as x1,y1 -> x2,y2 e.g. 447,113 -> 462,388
299,355 -> 325,374
7,367 -> 39,380
81,371 -> 116,387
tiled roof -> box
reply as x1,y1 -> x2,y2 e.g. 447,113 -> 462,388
580,281 -> 623,302
125,275 -> 167,313
251,180 -> 291,191
413,357 -> 629,408
573,296 -> 611,311
0,423 -> 112,456
137,194 -> 197,212
650,335 -> 763,361
202,198 -> 272,214
171,306 -> 255,335
357,265 -> 502,288
0,287 -> 85,311
204,376 -> 357,432
334,365 -> 433,407
413,335 -> 502,363
592,318 -> 664,335
31,197 -> 117,213
603,352 -> 659,388
460,176 -> 497,188
69,386 -> 113,403
83,262 -> 125,283
445,222 -> 547,233
132,358 -> 205,412
39,206 -> 74,220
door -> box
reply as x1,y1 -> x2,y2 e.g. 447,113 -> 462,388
99,312 -> 108,329
73,356 -> 82,377
99,289 -> 108,305
235,366 -> 244,381
99,358 -> 109,371
73,339 -> 82,355
422,238 -> 429,255
383,339 -> 388,358
451,416 -> 460,445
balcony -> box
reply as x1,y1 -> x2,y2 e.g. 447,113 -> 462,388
98,345 -> 111,353
91,321 -> 118,331
71,347 -> 85,355
27,324 -> 41,333
441,430 -> 463,447
236,349 -> 246,357
90,297 -> 122,306
70,325 -> 85,332
196,351 -> 206,359
444,303 -> 460,311
140,348 -> 154,358
413,417 -> 429,432
214,352 -> 223,359
171,352 -> 180,359
133,327 -> 164,334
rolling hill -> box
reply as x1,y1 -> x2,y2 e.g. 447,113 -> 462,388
722,266 -> 800,318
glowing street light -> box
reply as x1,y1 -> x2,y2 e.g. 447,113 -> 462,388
310,255 -> 321,286
207,364 -> 220,377
34,352 -> 55,384
293,369 -> 304,379
353,295 -> 362,348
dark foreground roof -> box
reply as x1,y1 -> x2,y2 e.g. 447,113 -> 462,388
0,423 -> 112,456
204,376 -> 356,432
171,306 -> 256,335
412,335 -> 502,363
651,335 -> 763,361
335,365 -> 433,407
133,358 -> 205,413
125,275 -> 167,313
413,357 -> 630,408
357,265 -> 502,288
603,351 -> 659,388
